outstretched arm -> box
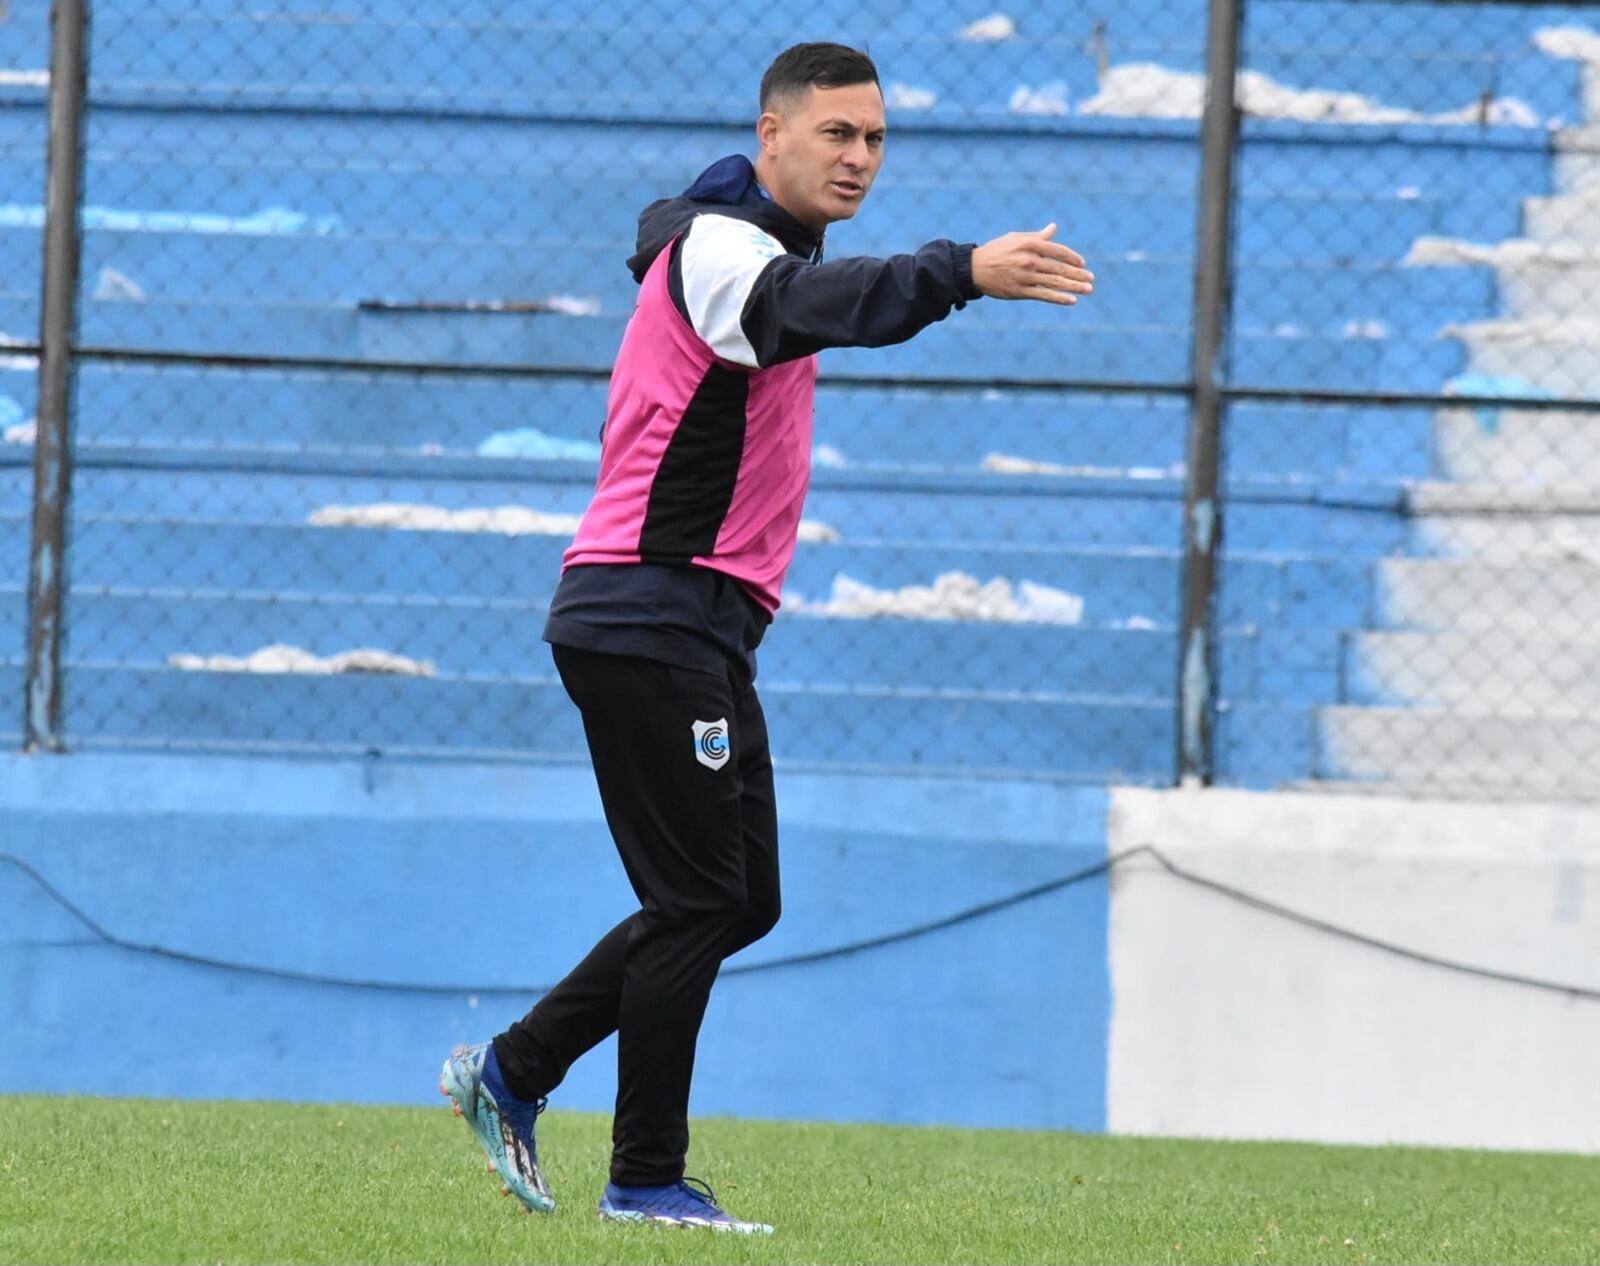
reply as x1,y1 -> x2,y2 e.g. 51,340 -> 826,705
678,214 -> 1094,369
737,239 -> 982,367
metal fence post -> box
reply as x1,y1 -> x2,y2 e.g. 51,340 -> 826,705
1177,0 -> 1242,785
24,0 -> 89,752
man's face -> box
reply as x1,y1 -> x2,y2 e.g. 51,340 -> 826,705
758,81 -> 886,229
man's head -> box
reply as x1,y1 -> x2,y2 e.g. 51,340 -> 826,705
754,42 -> 885,230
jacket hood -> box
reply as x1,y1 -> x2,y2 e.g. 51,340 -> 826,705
626,154 -> 825,282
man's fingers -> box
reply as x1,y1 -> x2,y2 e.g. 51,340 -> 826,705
1038,259 -> 1094,284
1035,222 -> 1058,239
1026,269 -> 1093,302
1032,265 -> 1093,293
1031,240 -> 1086,267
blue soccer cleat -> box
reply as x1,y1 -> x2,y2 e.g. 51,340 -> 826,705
597,1176 -> 773,1234
439,1042 -> 555,1214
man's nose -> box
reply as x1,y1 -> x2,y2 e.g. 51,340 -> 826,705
841,138 -> 869,170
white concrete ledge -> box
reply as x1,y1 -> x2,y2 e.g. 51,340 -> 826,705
1108,785 -> 1600,1154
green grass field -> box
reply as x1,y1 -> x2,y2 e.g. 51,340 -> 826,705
3,1095 -> 1597,1265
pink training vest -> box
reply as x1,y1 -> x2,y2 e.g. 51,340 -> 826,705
562,236 -> 819,615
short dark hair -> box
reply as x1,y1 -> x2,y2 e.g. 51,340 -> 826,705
759,42 -> 880,113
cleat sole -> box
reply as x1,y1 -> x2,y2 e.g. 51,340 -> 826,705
440,1050 -> 557,1217
597,1208 -> 774,1235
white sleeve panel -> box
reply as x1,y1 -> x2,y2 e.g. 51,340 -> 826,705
679,213 -> 787,369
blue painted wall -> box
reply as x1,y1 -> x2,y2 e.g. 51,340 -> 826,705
0,751 -> 1110,1131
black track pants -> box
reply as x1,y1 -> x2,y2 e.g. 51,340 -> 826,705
493,643 -> 780,1187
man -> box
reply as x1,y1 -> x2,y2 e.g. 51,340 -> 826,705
439,41 -> 1093,1234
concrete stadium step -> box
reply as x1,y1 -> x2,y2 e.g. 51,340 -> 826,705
6,585 -> 1339,704
1244,0 -> 1587,54
1346,629 -> 1600,715
0,158 -> 1525,263
5,17 -> 1098,120
0,656 -> 1315,784
0,292 -> 1467,393
62,0 -> 1206,43
1238,46 -> 1579,123
0,512 -> 1374,630
0,292 -> 1201,385
54,0 -> 1561,58
1557,127 -> 1600,195
0,7 -> 1571,122
1430,405 -> 1600,485
1412,513 -> 1600,564
39,457 -> 1407,555
0,363 -> 1194,473
0,225 -> 1502,342
45,0 -> 1582,73
1407,482 -> 1600,561
1523,191 -> 1600,247
1240,128 -> 1555,203
1469,246 -> 1600,323
3,101 -> 1557,201
0,364 -> 1440,483
1318,705 -> 1600,795
56,25 -> 1580,124
1440,315 -> 1600,399
23,661 -> 1179,780
4,229 -> 1496,340
1375,557 -> 1600,635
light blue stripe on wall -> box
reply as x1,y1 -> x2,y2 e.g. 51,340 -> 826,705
0,752 -> 1110,1132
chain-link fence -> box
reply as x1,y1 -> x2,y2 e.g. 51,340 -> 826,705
1224,0 -> 1600,797
8,0 -> 1600,795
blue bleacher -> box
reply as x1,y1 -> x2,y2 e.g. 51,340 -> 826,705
1,0 -> 1591,785
3,2 -> 1584,123
0,364 -> 1437,482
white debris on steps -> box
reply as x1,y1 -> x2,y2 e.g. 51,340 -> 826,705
790,571 -> 1084,625
475,428 -> 602,459
169,644 -> 437,677
309,504 -> 583,534
1,394 -> 35,444
794,519 -> 841,543
538,295 -> 601,317
1009,82 -> 1071,116
1535,27 -> 1600,121
959,13 -> 1016,42
1405,237 -> 1600,268
884,82 -> 937,111
307,502 -> 841,542
94,267 -> 145,302
0,204 -> 343,235
983,452 -> 1175,479
1077,63 -> 1540,127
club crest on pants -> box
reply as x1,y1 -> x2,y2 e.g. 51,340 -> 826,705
692,718 -> 730,771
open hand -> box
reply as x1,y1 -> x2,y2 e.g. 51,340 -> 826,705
971,224 -> 1094,305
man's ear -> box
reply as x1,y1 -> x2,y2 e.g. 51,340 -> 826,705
756,110 -> 783,156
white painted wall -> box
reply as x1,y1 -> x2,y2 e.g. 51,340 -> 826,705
1106,786 -> 1600,1154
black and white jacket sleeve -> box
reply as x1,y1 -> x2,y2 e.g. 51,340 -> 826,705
673,212 -> 982,370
